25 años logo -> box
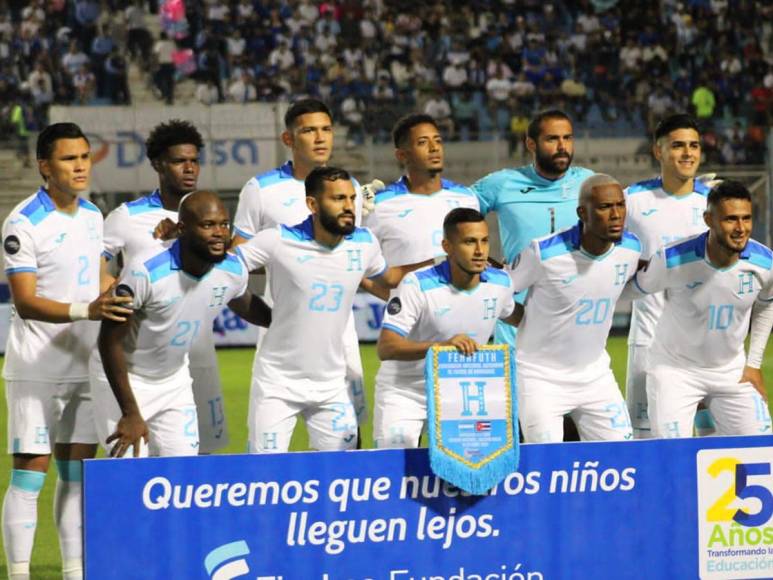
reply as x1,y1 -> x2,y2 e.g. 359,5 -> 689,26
697,447 -> 773,580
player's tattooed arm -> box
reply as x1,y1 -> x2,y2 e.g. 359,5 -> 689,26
228,292 -> 272,327
98,319 -> 149,457
7,273 -> 132,323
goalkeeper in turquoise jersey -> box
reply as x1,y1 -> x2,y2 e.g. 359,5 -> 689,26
472,109 -> 594,347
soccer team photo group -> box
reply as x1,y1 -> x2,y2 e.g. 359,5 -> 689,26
0,0 -> 772,577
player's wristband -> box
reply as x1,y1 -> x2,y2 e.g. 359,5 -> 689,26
68,302 -> 90,321
433,254 -> 446,266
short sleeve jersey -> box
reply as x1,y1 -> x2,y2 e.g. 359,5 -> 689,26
2,188 -> 103,382
233,161 -> 362,241
633,232 -> 773,371
102,189 -> 175,262
363,176 -> 480,266
235,216 -> 386,390
624,176 -> 710,346
378,261 -> 515,384
509,223 -> 642,376
101,189 -> 217,368
116,241 -> 248,379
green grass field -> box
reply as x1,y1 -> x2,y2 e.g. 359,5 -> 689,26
1,338 -> 772,578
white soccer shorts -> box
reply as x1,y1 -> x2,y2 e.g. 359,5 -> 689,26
247,378 -> 357,453
189,364 -> 228,454
647,363 -> 772,438
373,377 -> 426,449
518,367 -> 633,443
343,313 -> 368,424
5,380 -> 98,455
625,343 -> 652,438
90,363 -> 199,457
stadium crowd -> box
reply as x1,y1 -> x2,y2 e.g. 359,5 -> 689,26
0,0 -> 771,159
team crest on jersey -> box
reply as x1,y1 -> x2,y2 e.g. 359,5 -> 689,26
387,297 -> 402,315
115,284 -> 134,299
3,235 -> 20,255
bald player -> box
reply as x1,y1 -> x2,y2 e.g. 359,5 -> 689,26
507,175 -> 640,442
93,191 -> 270,458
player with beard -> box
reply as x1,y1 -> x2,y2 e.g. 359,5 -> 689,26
630,181 -> 772,438
97,120 -> 234,454
230,99 -> 371,428
507,175 -> 640,442
235,167 -> 411,453
93,191 -> 271,458
473,109 -> 593,440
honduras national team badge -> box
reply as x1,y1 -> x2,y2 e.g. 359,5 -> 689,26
424,344 -> 519,495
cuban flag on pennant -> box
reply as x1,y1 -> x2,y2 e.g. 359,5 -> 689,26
424,344 -> 519,495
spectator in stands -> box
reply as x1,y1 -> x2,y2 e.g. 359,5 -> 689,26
73,0 -> 100,51
72,64 -> 95,105
451,88 -> 478,142
228,70 -> 256,104
90,26 -> 114,98
153,31 -> 176,105
62,40 -> 90,79
196,78 -> 219,105
27,62 -> 53,128
104,48 -> 130,105
424,91 -> 454,140
125,0 -> 151,65
340,92 -> 366,146
691,76 -> 716,122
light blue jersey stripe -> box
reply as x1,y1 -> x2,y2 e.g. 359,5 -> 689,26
382,323 -> 408,337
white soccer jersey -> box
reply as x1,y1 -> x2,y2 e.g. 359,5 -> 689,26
101,189 -> 218,368
114,241 -> 248,379
378,261 -> 515,384
363,177 -> 480,266
509,223 -> 642,375
625,177 -> 710,346
235,216 -> 386,390
233,160 -> 362,241
633,231 -> 773,371
102,189 -> 176,261
2,188 -> 103,382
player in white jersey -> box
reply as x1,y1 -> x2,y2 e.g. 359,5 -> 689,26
631,181 -> 773,438
508,175 -> 639,443
99,120 -> 230,454
473,110 -> 594,441
375,208 -> 520,448
1,124 -> 132,580
236,167 -> 413,453
624,114 -> 715,438
95,191 -> 271,458
230,99 -> 369,425
363,114 -> 479,288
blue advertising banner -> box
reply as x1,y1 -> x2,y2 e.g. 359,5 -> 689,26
84,436 -> 773,580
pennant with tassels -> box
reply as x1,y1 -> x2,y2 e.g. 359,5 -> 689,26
425,344 -> 519,495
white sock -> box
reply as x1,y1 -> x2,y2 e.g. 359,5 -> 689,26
54,461 -> 83,580
2,469 -> 46,579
